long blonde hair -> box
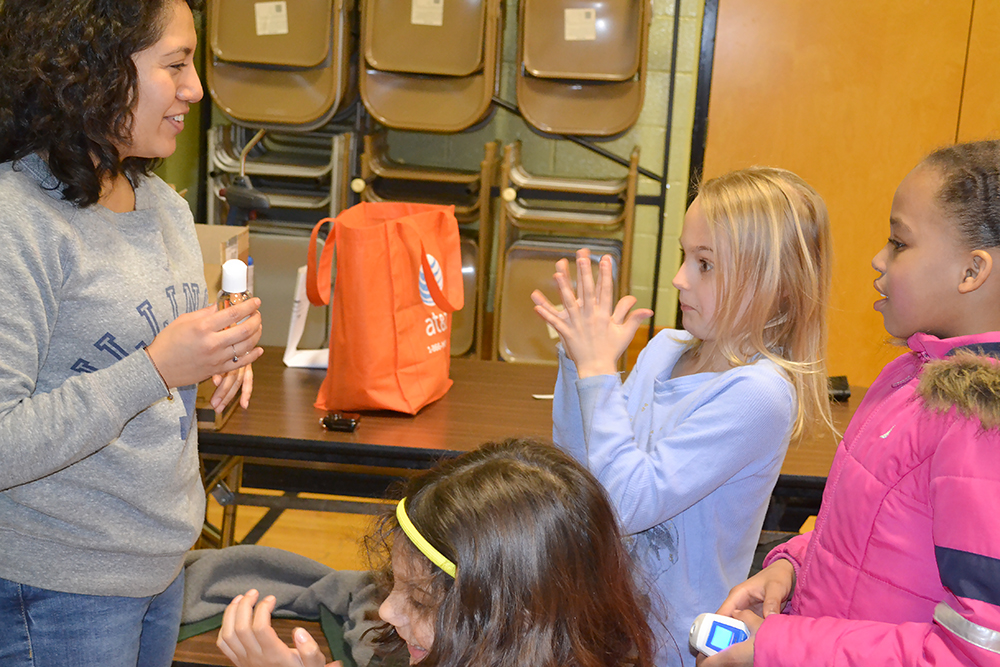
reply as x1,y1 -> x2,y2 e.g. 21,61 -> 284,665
696,167 -> 833,440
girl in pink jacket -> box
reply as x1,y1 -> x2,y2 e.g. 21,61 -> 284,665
703,140 -> 1000,667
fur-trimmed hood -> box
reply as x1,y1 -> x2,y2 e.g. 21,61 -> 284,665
918,349 -> 1000,430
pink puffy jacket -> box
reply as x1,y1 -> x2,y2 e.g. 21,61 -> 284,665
756,332 -> 1000,666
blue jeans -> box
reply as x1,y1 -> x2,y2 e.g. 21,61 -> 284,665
0,570 -> 184,667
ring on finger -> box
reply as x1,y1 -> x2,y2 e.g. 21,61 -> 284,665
231,344 -> 240,364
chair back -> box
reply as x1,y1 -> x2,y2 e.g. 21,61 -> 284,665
516,0 -> 652,136
207,0 -> 355,130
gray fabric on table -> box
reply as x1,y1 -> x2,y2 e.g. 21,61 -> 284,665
183,545 -> 382,666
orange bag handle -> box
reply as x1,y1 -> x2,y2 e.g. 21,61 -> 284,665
306,217 -> 336,306
306,210 -> 463,311
397,219 -> 464,313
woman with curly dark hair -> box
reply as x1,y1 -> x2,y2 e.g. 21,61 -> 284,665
0,1 -> 262,664
217,439 -> 658,667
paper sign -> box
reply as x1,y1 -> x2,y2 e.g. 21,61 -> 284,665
564,8 -> 597,41
284,266 -> 329,369
412,0 -> 444,26
255,1 -> 289,36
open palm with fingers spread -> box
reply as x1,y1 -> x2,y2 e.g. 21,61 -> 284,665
531,248 -> 653,378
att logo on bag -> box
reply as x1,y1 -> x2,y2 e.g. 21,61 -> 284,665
420,253 -> 449,341
419,254 -> 443,307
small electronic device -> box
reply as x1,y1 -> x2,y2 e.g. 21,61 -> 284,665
689,613 -> 750,657
320,412 -> 361,433
827,375 -> 851,402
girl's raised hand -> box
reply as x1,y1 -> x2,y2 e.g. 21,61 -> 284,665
145,297 -> 264,391
531,249 -> 653,378
217,589 -> 341,667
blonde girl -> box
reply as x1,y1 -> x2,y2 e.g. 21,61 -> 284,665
531,167 -> 833,666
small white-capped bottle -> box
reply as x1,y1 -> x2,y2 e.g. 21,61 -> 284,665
219,259 -> 252,318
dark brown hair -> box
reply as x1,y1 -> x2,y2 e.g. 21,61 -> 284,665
366,439 -> 654,667
0,0 -> 203,207
924,140 -> 1000,249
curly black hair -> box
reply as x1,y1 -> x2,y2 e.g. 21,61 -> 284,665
0,0 -> 203,207
925,140 -> 1000,249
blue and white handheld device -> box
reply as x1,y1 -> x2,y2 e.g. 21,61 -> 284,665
689,613 -> 750,656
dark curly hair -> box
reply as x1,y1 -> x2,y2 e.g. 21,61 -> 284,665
924,140 -> 1000,249
0,0 -> 203,207
364,438 -> 656,667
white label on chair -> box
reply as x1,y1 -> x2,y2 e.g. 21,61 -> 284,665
412,0 -> 444,26
565,8 -> 597,41
254,1 -> 289,36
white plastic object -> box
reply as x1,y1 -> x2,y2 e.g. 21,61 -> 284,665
350,177 -> 367,193
689,613 -> 750,657
222,259 -> 248,293
501,187 -> 517,202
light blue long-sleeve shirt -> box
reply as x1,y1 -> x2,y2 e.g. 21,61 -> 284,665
553,330 -> 795,666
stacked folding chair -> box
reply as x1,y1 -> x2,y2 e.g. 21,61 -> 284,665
359,0 -> 502,132
205,0 -> 363,347
207,126 -> 348,346
492,142 -> 639,365
207,0 -> 356,131
516,0 -> 652,136
354,133 -> 499,357
208,125 -> 350,229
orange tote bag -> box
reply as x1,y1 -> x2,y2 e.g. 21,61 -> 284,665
305,202 -> 464,414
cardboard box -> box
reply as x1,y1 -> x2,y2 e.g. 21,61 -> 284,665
195,223 -> 250,304
196,380 -> 241,432
194,224 -> 250,429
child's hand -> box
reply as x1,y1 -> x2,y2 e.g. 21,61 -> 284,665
146,298 -> 263,389
217,589 -> 341,667
695,609 -> 762,667
531,249 -> 653,378
717,558 -> 796,619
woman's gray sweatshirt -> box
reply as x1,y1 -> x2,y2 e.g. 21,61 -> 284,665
0,155 -> 208,597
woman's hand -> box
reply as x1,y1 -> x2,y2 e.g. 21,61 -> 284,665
531,248 -> 652,378
210,363 -> 255,413
145,298 -> 263,390
696,609 -> 763,667
217,589 -> 341,667
717,558 -> 796,619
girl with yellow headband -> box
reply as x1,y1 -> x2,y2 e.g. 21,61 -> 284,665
217,439 -> 656,667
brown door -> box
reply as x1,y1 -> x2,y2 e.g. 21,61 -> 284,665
702,0 -> 981,386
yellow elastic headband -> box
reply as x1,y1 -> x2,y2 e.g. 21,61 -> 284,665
396,497 -> 457,578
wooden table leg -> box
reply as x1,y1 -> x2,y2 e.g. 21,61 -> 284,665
220,457 -> 243,548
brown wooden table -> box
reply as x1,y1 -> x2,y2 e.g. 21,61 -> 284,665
200,348 -> 558,466
781,387 -> 864,479
198,347 -> 559,545
198,348 -> 862,544
174,619 -> 330,666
